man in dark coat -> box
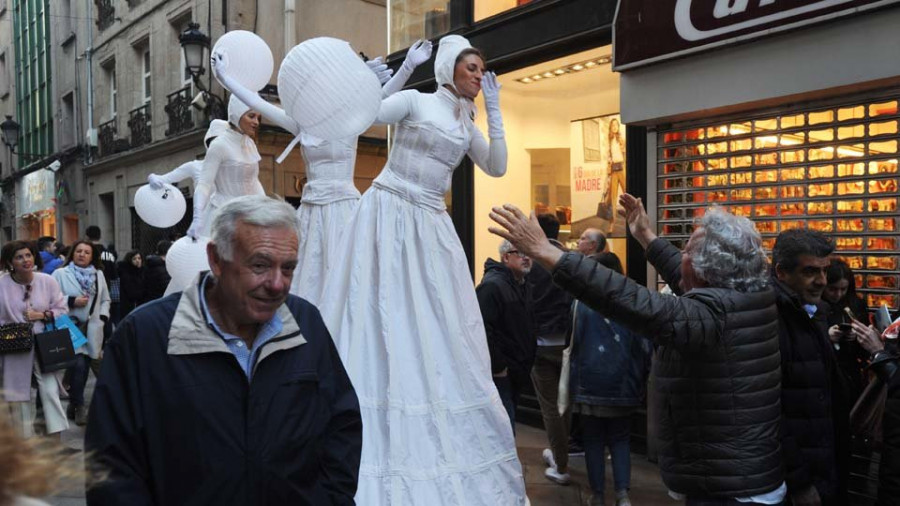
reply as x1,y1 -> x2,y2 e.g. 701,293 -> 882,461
143,239 -> 172,301
490,196 -> 786,504
476,239 -> 535,430
85,195 -> 362,505
771,229 -> 850,506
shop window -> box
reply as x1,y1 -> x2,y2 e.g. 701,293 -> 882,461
474,0 -> 543,21
390,0 -> 454,52
657,92 -> 900,308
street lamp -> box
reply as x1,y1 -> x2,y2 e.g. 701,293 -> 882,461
1,115 -> 20,152
179,22 -> 226,121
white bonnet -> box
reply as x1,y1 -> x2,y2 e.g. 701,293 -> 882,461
434,35 -> 474,91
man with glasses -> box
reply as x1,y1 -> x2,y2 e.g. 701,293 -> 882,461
476,240 -> 534,432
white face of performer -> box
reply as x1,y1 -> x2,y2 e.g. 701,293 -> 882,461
239,111 -> 261,137
453,53 -> 485,100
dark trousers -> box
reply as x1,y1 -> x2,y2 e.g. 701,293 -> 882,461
686,498 -> 782,506
69,355 -> 102,407
494,375 -> 521,434
584,415 -> 632,496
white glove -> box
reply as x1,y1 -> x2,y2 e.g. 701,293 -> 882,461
210,50 -> 229,81
481,71 -> 504,139
365,57 -> 393,85
186,218 -> 202,242
147,173 -> 165,190
403,39 -> 432,69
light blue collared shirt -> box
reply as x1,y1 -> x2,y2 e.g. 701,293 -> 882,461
199,275 -> 283,379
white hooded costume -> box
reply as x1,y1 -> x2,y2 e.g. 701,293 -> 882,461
147,119 -> 230,192
189,96 -> 265,237
317,35 -> 525,505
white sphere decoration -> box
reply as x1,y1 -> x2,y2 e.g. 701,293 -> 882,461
211,30 -> 274,91
278,37 -> 381,140
165,236 -> 210,294
134,184 -> 186,228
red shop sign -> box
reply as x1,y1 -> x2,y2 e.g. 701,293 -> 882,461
614,0 -> 900,71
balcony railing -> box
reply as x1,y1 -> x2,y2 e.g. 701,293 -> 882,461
164,86 -> 194,138
98,118 -> 118,158
95,0 -> 115,31
128,104 -> 152,150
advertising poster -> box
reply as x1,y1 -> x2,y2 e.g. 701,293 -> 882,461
570,113 -> 626,237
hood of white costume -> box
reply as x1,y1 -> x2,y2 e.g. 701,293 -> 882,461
227,95 -> 252,132
435,35 -> 473,93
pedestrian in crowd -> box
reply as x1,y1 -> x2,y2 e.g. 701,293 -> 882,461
529,213 -> 576,485
143,240 -> 171,301
771,229 -> 850,506
576,228 -> 607,256
85,195 -> 362,505
0,240 -> 69,440
37,236 -> 63,274
52,240 -> 110,427
857,325 -> 898,506
490,195 -> 786,505
116,250 -> 145,319
824,258 -> 870,402
566,251 -> 650,506
476,239 -> 535,431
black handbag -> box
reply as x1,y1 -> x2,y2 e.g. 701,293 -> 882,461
34,319 -> 76,373
0,322 -> 34,354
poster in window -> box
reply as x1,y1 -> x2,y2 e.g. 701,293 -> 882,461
570,114 -> 626,237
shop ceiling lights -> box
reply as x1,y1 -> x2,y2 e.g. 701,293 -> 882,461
516,55 -> 612,84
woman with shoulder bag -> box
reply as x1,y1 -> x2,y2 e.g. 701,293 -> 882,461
52,240 -> 110,426
0,240 -> 69,439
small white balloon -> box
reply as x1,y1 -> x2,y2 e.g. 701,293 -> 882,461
212,30 -> 274,92
165,236 -> 210,295
277,37 -> 381,140
134,184 -> 186,228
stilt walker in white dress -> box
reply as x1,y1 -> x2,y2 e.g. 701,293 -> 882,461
186,96 -> 265,239
318,34 -> 526,505
212,43 -> 433,304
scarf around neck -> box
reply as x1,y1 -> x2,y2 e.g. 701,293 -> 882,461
68,263 -> 97,296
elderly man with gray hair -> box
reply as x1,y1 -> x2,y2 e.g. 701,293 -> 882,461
85,195 -> 362,505
489,194 -> 785,506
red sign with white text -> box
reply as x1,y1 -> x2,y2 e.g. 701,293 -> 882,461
614,0 -> 900,70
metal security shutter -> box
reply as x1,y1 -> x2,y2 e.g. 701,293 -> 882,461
656,90 -> 900,312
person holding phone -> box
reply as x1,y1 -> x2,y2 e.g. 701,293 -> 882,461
824,258 -> 870,402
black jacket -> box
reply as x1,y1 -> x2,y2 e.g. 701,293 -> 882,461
774,280 -> 850,504
85,274 -> 362,505
117,261 -> 146,318
825,297 -> 870,402
873,350 -> 900,505
476,259 -> 535,386
528,239 -> 573,342
551,239 -> 784,498
143,255 -> 170,301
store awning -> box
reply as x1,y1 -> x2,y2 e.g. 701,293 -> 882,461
613,0 -> 900,71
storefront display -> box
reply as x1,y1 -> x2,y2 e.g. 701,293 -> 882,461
16,169 -> 57,239
657,93 -> 900,309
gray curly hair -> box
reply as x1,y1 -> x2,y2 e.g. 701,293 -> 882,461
686,207 -> 769,292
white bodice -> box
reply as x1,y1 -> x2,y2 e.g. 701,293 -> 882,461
201,129 -> 265,208
300,134 -> 361,204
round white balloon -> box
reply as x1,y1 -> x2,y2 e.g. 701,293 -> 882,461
212,30 -> 274,92
134,184 -> 186,228
277,37 -> 381,140
165,236 -> 210,295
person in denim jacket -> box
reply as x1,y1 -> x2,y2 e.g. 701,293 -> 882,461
567,251 -> 651,506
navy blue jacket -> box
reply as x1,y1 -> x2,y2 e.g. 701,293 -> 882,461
569,300 -> 651,407
85,275 -> 362,505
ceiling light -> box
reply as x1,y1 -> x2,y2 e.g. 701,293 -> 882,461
520,77 -> 532,83
532,74 -> 542,80
553,69 -> 566,75
542,71 -> 555,78
584,61 -> 597,68
571,64 -> 584,71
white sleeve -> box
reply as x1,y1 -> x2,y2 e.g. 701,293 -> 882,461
467,126 -> 507,177
217,70 -> 300,135
375,90 -> 417,125
159,160 -> 203,185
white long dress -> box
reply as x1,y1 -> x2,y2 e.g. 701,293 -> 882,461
319,87 -> 526,505
290,134 -> 361,305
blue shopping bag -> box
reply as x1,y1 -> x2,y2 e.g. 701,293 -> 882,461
54,314 -> 88,350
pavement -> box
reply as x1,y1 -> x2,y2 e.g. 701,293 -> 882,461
44,391 -> 674,506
